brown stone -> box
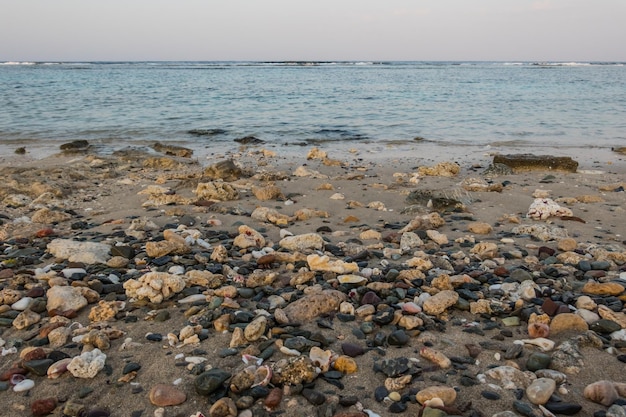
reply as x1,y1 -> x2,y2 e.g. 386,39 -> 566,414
31,398 -> 57,416
583,281 -> 625,296
149,384 -> 186,407
493,154 -> 578,173
549,313 -> 589,334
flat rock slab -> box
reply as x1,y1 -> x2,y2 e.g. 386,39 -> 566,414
493,154 -> 578,173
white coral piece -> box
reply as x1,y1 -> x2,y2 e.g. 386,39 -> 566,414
527,198 -> 573,220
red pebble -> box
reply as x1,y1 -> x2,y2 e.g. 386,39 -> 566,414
31,398 -> 57,416
22,347 -> 47,362
35,228 -> 55,238
264,387 -> 283,409
0,367 -> 28,382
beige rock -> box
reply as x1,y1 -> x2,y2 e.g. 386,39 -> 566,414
13,309 -> 41,330
282,290 -> 347,322
46,286 -> 88,313
252,185 -> 283,201
470,242 -> 499,259
460,177 -> 503,192
468,222 -> 493,234
549,313 -> 589,334
48,326 -> 71,348
307,254 -> 359,274
418,162 -> 460,177
229,327 -> 247,348
470,300 -> 492,315
279,233 -> 324,251
31,208 -> 71,224
107,256 -> 129,268
426,230 -> 448,245
145,240 -> 189,258
556,251 -> 585,264
123,272 -> 186,304
251,207 -> 292,226
306,147 -> 327,160
400,232 -> 423,252
398,315 -> 423,330
576,194 -> 604,203
203,159 -> 246,181
244,316 -> 267,342
422,290 -> 459,316
47,239 -> 111,264
88,300 -> 124,322
527,198 -> 573,220
584,380 -> 620,406
233,225 -> 265,249
526,378 -> 556,405
557,238 -> 578,252
185,270 -> 224,288
598,305 -> 626,328
210,245 -> 228,263
583,281 -> 625,296
194,181 -> 239,201
246,270 -> 278,288
416,386 -> 457,405
400,212 -> 445,233
405,257 -> 433,271
293,208 -> 329,221
293,166 -> 328,179
512,224 -> 568,242
485,365 -> 535,390
359,229 -> 381,240
575,295 -> 597,311
431,274 -> 453,291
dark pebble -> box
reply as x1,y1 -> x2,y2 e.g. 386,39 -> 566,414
195,369 -> 231,396
389,402 -> 408,413
23,359 -> 54,376
123,362 -> 141,374
513,400 -> 536,417
590,319 -> 622,334
146,333 -> 163,342
387,330 -> 409,346
248,385 -> 270,399
374,386 -> 389,402
361,291 -> 382,305
544,402 -> 583,415
342,342 -> 365,357
84,408 -> 111,417
339,395 -> 359,406
617,355 -> 626,364
526,352 -> 552,372
481,390 -> 501,400
78,387 -> 94,399
302,388 -> 326,405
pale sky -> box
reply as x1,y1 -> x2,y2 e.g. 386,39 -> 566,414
1,0 -> 625,62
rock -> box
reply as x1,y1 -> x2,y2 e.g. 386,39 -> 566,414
13,309 -> 41,330
233,225 -> 265,249
485,366 -> 534,390
145,240 -> 189,258
306,254 -> 359,274
47,239 -> 111,264
195,369 -> 231,396
557,238 -> 578,252
527,198 -> 573,220
415,386 -> 457,405
194,181 -> 239,201
23,359 -> 54,376
470,242 -> 498,259
203,159 -> 246,181
418,162 -> 460,177
493,154 -> 578,173
149,384 -> 186,407
252,185 -> 283,201
333,355 -> 358,374
549,313 -> 588,335
272,356 -> 317,385
512,224 -> 569,242
544,402 -> 582,415
46,286 -> 88,313
426,230 -> 448,245
32,208 -> 72,224
123,272 -> 186,304
31,397 -> 57,416
152,142 -> 192,157
244,316 -> 267,342
526,378 -> 556,405
282,290 -> 346,322
468,222 -> 493,234
584,380 -> 620,406
67,348 -> 107,378
302,388 -> 326,405
575,295 -> 597,310
208,397 -> 237,417
582,281 -> 625,296
279,233 -> 324,251
422,290 -> 458,316
598,305 -> 626,328
526,352 -> 551,372
420,347 -> 451,368
88,300 -> 124,322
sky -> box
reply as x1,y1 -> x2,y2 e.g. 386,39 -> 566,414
1,0 -> 625,62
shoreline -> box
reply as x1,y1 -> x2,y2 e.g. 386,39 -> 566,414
1,144 -> 626,417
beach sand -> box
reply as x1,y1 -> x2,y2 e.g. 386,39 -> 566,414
0,142 -> 625,417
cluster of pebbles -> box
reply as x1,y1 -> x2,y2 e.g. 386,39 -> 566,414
1,146 -> 626,417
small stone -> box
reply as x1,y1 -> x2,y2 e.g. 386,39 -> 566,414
526,378 -> 556,405
468,222 -> 493,234
526,352 -> 552,372
387,330 -> 409,346
544,402 -> 582,415
375,386 -> 390,402
149,384 -> 186,407
422,290 -> 458,316
481,390 -> 501,400
302,388 -> 326,405
208,397 -> 237,417
31,398 -> 57,416
333,355 -> 358,374
583,281 -> 625,296
46,286 -> 88,313
264,387 -> 283,409
584,380 -> 620,406
195,369 -> 231,396
415,386 -> 457,406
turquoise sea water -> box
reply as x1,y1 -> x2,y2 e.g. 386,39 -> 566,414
1,61 -> 625,156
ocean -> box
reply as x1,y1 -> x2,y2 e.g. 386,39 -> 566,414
1,61 -> 625,158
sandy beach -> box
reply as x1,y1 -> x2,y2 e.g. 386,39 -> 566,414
1,142 -> 625,417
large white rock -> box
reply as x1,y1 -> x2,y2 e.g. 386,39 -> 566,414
46,286 -> 88,313
47,239 -> 111,264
